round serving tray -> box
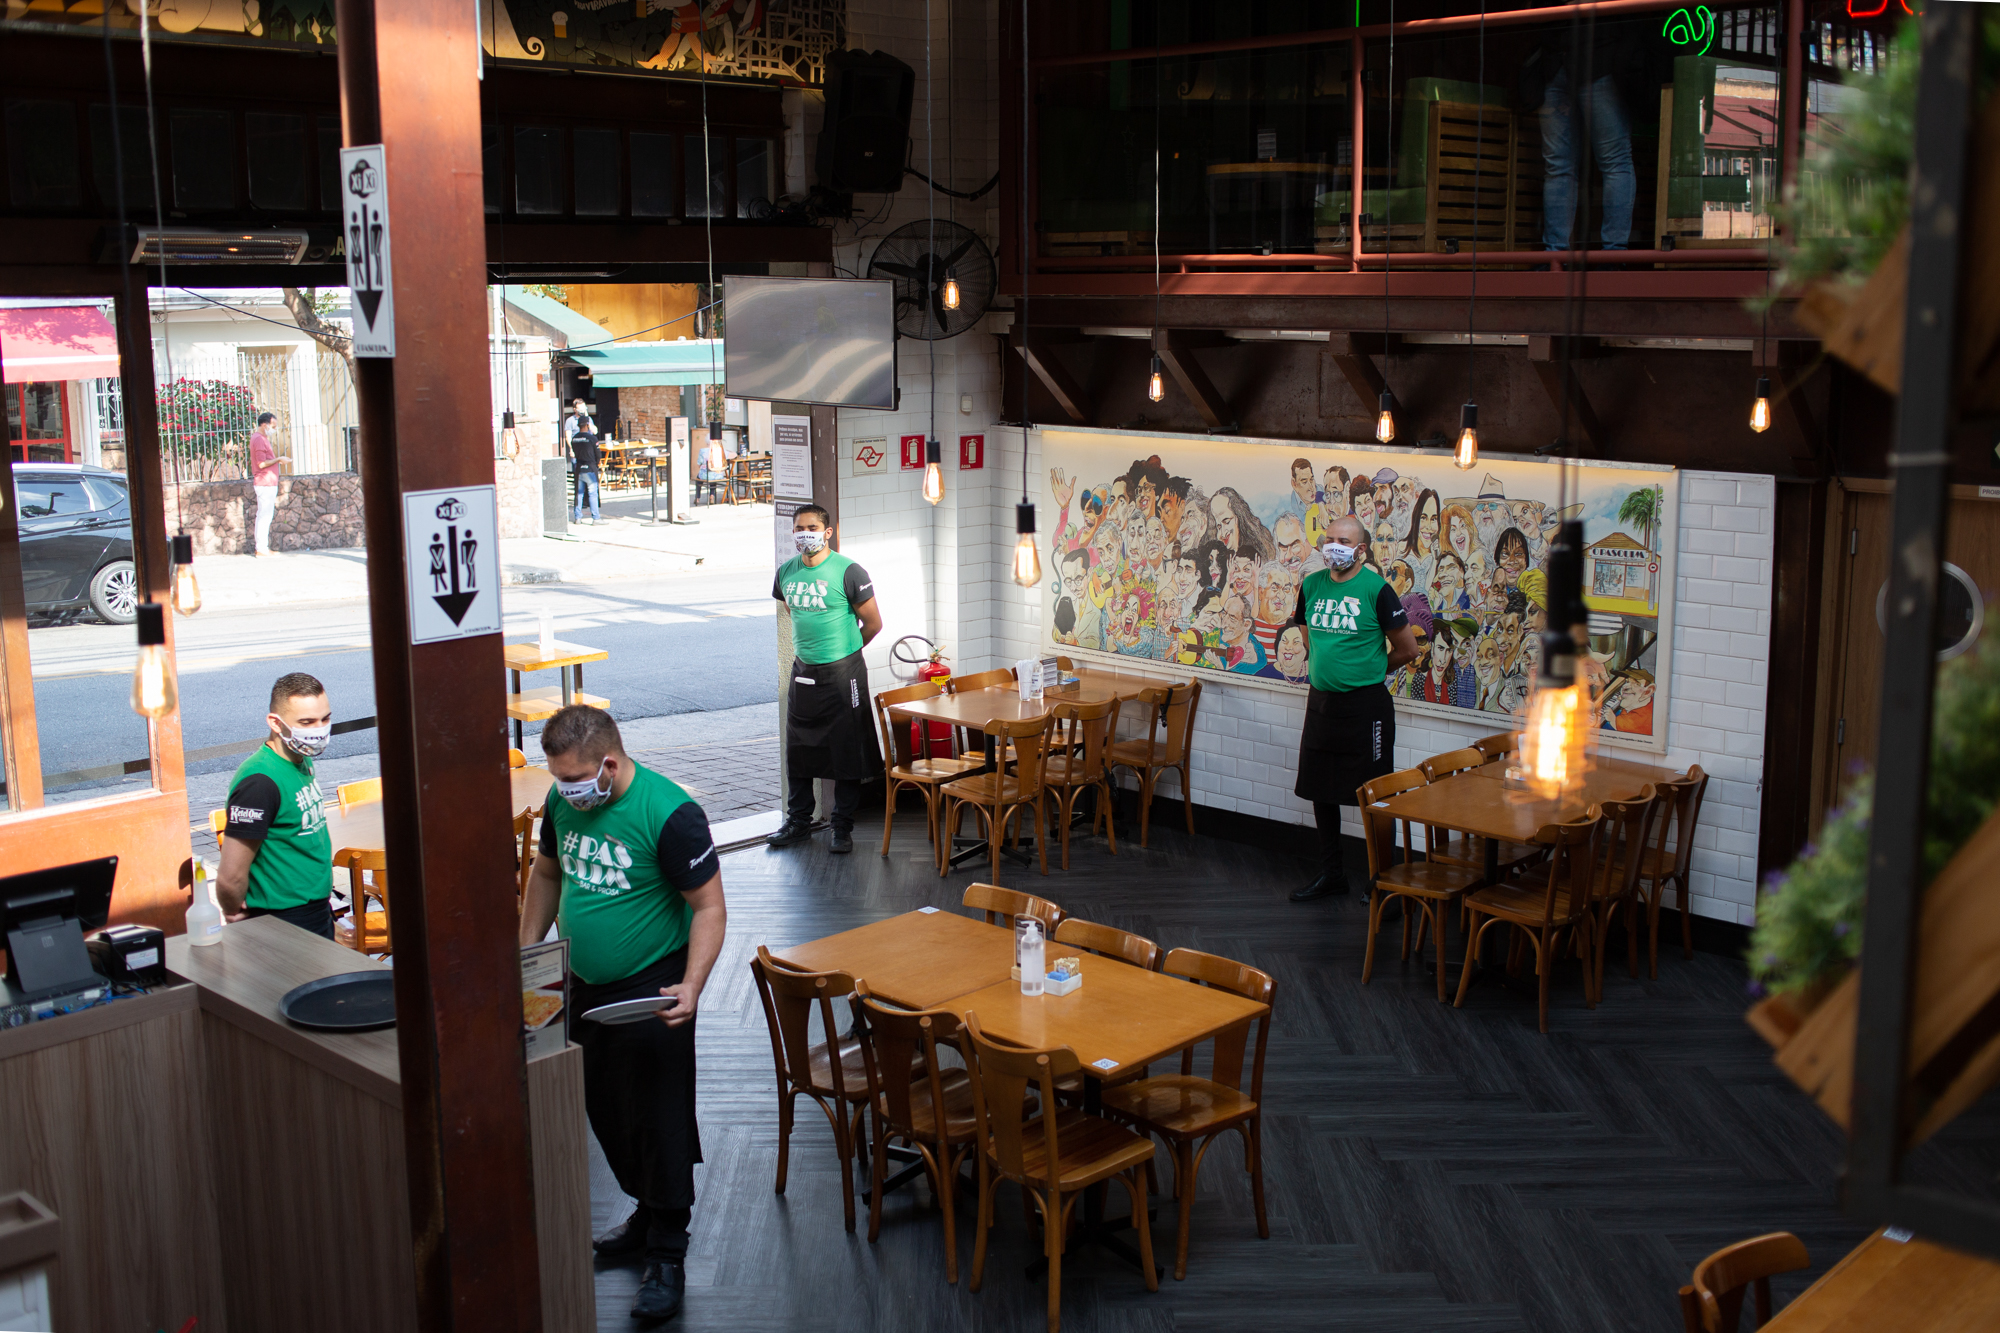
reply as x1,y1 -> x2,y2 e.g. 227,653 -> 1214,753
279,971 -> 397,1032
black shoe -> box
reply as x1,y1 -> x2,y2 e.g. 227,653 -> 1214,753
630,1261 -> 686,1322
830,828 -> 854,854
766,819 -> 812,848
1289,873 -> 1348,902
592,1208 -> 649,1263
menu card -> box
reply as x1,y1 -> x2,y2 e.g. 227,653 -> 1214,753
521,937 -> 570,1060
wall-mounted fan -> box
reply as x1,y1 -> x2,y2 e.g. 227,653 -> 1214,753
866,220 -> 995,340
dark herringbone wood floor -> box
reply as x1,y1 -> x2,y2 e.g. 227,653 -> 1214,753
582,799 -> 1989,1332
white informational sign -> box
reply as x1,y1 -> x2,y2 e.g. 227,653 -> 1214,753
403,485 -> 502,644
774,498 -> 803,568
670,416 -> 691,453
667,432 -> 692,518
851,436 -> 888,476
340,145 -> 395,358
772,414 -> 813,499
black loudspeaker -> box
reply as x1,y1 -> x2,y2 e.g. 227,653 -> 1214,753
816,49 -> 915,194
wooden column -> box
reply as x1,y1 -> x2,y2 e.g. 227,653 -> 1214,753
334,0 -> 544,1327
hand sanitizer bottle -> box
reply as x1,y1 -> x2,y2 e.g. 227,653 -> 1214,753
538,610 -> 557,657
1019,918 -> 1045,997
186,860 -> 224,946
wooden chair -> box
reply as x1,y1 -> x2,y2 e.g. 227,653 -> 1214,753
961,883 -> 1065,937
1052,917 -> 1161,972
1041,697 -> 1120,869
332,848 -> 391,955
939,716 -> 1056,883
945,666 -> 1019,757
1419,746 -> 1541,877
958,1013 -> 1159,1331
874,680 -> 979,868
1470,731 -> 1517,763
1678,1231 -> 1811,1332
508,747 -> 527,768
852,981 -> 977,1283
749,946 -> 870,1233
1358,768 -> 1485,1002
1105,680 -> 1202,847
512,810 -> 538,908
208,808 -> 227,836
1590,787 -> 1660,997
337,776 -> 382,815
1098,947 -> 1274,1281
1455,813 -> 1603,1032
1639,766 -> 1709,976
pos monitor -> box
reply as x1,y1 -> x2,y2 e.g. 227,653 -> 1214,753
1,856 -> 118,1000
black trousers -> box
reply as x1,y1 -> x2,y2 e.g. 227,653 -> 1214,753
573,948 -> 701,1263
245,897 -> 335,940
1312,801 -> 1351,880
786,769 -> 860,833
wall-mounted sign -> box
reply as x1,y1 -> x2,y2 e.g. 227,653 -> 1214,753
900,435 -> 926,471
960,434 -> 985,470
772,415 -> 812,499
340,145 -> 394,358
404,485 -> 500,644
852,437 -> 888,476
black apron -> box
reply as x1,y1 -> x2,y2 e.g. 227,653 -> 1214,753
1294,682 -> 1395,805
786,647 -> 883,782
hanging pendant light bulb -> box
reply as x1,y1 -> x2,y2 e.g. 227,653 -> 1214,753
1517,519 -> 1592,800
1147,354 -> 1166,403
1454,402 -> 1480,471
1375,390 -> 1397,444
942,271 -> 961,311
130,602 -> 177,720
501,409 -> 521,460
922,437 -> 945,505
170,533 -> 201,616
1749,376 -> 1772,433
1012,502 -> 1042,587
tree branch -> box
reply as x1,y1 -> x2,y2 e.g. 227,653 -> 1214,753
281,286 -> 356,379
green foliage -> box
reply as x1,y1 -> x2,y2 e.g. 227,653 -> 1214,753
520,283 -> 570,304
1749,637 -> 2000,995
156,377 -> 258,460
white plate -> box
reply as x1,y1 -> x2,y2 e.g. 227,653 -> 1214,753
580,995 -> 681,1025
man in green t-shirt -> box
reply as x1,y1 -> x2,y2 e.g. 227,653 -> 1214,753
520,704 -> 725,1324
217,671 -> 336,937
766,503 -> 884,854
1288,516 -> 1422,902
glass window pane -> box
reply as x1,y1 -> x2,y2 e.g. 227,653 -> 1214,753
484,123 -> 502,214
685,134 -> 726,218
6,99 -> 81,209
575,127 -> 620,216
247,112 -> 307,211
515,126 -> 563,215
82,475 -> 127,512
735,137 -> 772,218
88,103 -> 156,213
317,116 -> 341,211
171,109 -> 235,210
632,132 -> 676,216
1795,4 -> 1900,242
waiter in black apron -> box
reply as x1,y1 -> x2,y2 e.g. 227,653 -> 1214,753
1289,514 -> 1423,901
766,504 -> 884,854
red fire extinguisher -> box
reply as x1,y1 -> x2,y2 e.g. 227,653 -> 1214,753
915,647 -> 954,759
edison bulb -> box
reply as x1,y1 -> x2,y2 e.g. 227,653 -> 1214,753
942,274 -> 961,311
923,460 -> 945,505
131,643 -> 177,719
1750,377 -> 1772,433
172,563 -> 203,616
1454,426 -> 1479,470
1012,531 -> 1042,587
1147,354 -> 1166,403
1375,391 -> 1396,444
1518,682 -> 1591,800
502,425 -> 522,459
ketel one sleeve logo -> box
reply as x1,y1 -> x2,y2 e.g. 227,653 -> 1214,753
427,496 -> 480,625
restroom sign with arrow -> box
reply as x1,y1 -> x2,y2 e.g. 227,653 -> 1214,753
403,485 -> 501,644
340,144 -> 395,357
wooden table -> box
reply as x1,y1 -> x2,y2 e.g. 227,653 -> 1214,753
1378,757 -> 1685,871
327,765 -> 552,854
1765,1227 -> 2000,1331
768,908 -> 1017,1010
726,451 -> 771,504
503,640 -> 610,750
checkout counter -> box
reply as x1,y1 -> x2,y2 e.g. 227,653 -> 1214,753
0,917 -> 590,1332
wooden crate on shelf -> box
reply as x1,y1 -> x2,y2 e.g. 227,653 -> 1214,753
1420,100 -> 1543,254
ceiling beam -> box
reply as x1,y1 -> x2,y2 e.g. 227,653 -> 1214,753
1011,329 -> 1093,424
1528,336 -> 1605,453
1152,329 -> 1237,433
1328,332 -> 1388,411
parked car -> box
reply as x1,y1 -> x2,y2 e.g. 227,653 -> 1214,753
13,464 -> 137,625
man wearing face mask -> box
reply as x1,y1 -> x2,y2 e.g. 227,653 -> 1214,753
216,671 -> 336,936
767,504 -> 884,854
1288,516 -> 1422,902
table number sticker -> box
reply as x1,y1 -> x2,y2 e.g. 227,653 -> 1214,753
917,906 -> 940,914
1091,1058 -> 1119,1071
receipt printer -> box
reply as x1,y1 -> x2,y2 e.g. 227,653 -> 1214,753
89,924 -> 167,985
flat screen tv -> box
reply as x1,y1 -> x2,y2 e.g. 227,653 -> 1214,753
722,276 -> 897,410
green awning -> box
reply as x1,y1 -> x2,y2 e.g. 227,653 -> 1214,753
570,339 -> 725,389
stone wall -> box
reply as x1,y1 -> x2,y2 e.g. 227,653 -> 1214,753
496,438 -> 554,538
166,473 -> 364,555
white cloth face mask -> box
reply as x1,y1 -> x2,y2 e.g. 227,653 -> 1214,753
1322,542 -> 1360,570
278,720 -> 332,758
794,530 -> 828,554
555,758 -> 612,810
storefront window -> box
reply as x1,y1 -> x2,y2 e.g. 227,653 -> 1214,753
1795,4 -> 1901,240
685,134 -> 728,218
7,382 -> 70,464
736,137 -> 774,219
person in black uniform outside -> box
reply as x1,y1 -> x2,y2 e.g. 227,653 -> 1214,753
766,504 -> 884,854
565,397 -> 603,524
1290,515 -> 1423,901
520,704 -> 726,1323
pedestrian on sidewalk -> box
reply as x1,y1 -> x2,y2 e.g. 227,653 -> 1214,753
566,397 -> 603,524
250,411 -> 282,555
766,505 -> 883,855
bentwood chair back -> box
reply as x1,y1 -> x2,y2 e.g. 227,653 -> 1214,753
853,980 -> 975,1282
1041,697 -> 1121,869
1052,917 -> 1161,972
940,716 -> 1057,883
332,848 -> 391,955
1099,947 -> 1275,1280
208,808 -> 228,836
1641,766 -> 1710,976
1677,1231 -> 1810,1332
508,747 -> 527,767
1358,769 -> 1484,1001
873,680 -> 977,867
1454,814 -> 1603,1032
1105,680 -> 1202,847
1418,746 -> 1484,781
961,883 -> 1065,937
958,1013 -> 1158,1330
750,946 -> 869,1232
1419,746 -> 1541,878
1470,731 -> 1518,763
1590,786 -> 1660,996
944,666 -> 1020,757
511,810 -> 537,907
337,776 -> 383,815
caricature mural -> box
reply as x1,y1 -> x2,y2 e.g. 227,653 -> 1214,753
1043,431 -> 1677,744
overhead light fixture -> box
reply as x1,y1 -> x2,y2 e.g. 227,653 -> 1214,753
1454,403 -> 1480,471
1750,376 -> 1772,433
501,409 -> 522,460
1012,503 -> 1041,587
942,273 -> 961,311
1376,390 -> 1397,444
170,534 -> 201,616
130,228 -> 309,265
1147,354 -> 1166,403
1517,520 -> 1592,799
130,603 -> 177,719
922,438 -> 945,505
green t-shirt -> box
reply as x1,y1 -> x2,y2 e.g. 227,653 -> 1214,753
1292,565 -> 1409,693
222,744 -> 333,911
539,763 -> 720,985
773,551 -> 873,665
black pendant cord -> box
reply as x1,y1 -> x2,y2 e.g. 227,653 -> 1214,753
1383,0 -> 1394,404
1154,45 -> 1162,346
1465,0 -> 1485,406
698,33 -> 719,430
136,9 -> 186,532
1018,0 -> 1031,508
926,0 -> 937,452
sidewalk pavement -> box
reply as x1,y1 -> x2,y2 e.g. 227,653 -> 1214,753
188,499 -> 775,613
